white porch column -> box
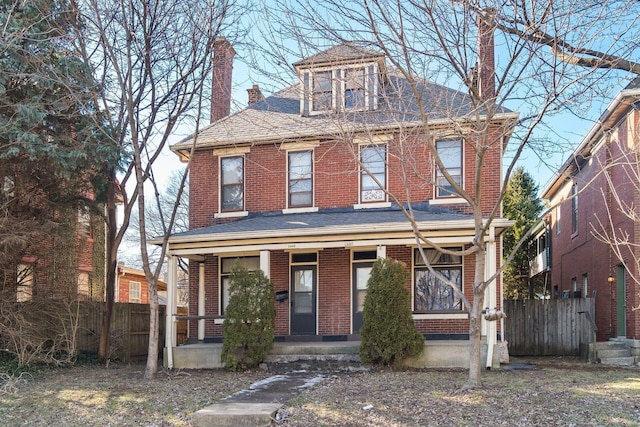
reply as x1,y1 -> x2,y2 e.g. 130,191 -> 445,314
198,262 -> 205,341
260,250 -> 270,278
165,255 -> 178,369
376,245 -> 386,259
484,226 -> 497,368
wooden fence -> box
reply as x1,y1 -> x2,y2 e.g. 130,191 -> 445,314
75,302 -> 166,361
504,298 -> 596,356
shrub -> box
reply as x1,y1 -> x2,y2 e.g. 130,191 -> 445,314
359,258 -> 424,367
221,264 -> 276,371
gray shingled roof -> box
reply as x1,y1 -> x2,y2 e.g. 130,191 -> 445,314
171,70 -> 514,152
168,206 -> 475,242
292,43 -> 384,67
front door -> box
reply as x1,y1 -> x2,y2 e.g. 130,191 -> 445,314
290,266 -> 316,335
352,262 -> 373,333
616,265 -> 626,337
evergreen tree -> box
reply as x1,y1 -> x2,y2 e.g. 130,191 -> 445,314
360,258 -> 424,367
503,167 -> 544,299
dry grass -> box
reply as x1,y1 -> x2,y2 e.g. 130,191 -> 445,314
0,357 -> 639,426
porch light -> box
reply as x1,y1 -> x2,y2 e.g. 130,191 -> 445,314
608,275 -> 615,284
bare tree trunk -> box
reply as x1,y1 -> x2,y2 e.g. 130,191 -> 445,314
145,280 -> 159,378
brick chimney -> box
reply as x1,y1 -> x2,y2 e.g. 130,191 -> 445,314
247,84 -> 264,105
476,9 -> 496,101
211,37 -> 235,123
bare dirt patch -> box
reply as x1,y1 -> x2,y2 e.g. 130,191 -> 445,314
1,357 -> 639,426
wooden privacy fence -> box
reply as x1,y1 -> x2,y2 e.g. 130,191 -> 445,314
504,298 -> 596,357
75,302 -> 165,362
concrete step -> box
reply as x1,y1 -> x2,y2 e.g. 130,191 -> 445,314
600,356 -> 635,366
265,352 -> 361,363
596,342 -> 628,351
191,402 -> 281,427
598,349 -> 632,359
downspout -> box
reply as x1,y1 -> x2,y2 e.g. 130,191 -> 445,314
485,226 -> 496,369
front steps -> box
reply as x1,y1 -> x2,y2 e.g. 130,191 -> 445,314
595,339 -> 640,366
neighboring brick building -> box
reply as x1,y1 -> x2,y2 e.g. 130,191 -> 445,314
542,81 -> 640,341
162,32 -> 518,367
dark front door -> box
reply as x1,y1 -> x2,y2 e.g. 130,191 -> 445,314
352,262 -> 373,333
291,266 -> 316,335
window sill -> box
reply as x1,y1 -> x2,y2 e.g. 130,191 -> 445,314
282,207 -> 319,214
353,202 -> 391,210
412,312 -> 468,320
429,197 -> 468,206
215,211 -> 249,219
214,318 -> 225,325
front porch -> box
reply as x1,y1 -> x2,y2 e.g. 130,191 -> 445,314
164,339 -> 502,369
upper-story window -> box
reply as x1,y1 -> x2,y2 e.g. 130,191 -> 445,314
344,68 -> 366,109
360,144 -> 386,203
78,205 -> 92,238
17,263 -> 34,302
288,151 -> 313,208
302,63 -> 378,115
312,71 -> 333,112
436,139 -> 463,198
221,156 -> 244,211
571,184 -> 578,235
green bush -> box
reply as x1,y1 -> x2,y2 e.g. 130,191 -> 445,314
221,264 -> 276,371
359,258 -> 424,367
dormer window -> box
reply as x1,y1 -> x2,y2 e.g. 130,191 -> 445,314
301,63 -> 379,115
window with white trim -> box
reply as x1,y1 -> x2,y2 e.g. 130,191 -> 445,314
312,71 -> 333,112
360,144 -> 386,203
221,156 -> 244,211
571,184 -> 578,235
129,281 -> 141,303
78,205 -> 92,237
78,272 -> 90,298
17,263 -> 34,302
414,248 -> 463,311
220,256 -> 260,315
436,139 -> 463,197
288,151 -> 313,208
344,67 -> 366,109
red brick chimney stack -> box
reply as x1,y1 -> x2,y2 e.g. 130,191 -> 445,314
477,9 -> 496,102
247,84 -> 265,105
211,37 -> 235,123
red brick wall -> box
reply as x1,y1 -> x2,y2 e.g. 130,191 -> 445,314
188,126 -> 505,230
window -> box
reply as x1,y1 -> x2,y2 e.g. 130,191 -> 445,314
17,263 -> 34,302
3,175 -> 14,197
288,151 -> 313,207
556,204 -> 561,235
221,156 -> 244,211
78,205 -> 92,237
220,256 -> 260,315
436,140 -> 462,197
312,71 -> 333,112
414,248 -> 463,311
129,281 -> 141,303
360,144 -> 386,203
78,272 -> 90,298
571,184 -> 578,235
582,274 -> 588,298
344,68 -> 366,109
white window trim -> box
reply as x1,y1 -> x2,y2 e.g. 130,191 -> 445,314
429,197 -> 468,206
434,139 -> 464,199
306,62 -> 378,115
218,155 -> 246,214
285,149 -> 315,210
129,281 -> 141,303
358,143 -> 388,205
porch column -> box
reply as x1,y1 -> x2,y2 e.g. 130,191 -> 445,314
198,262 -> 205,341
165,255 -> 178,369
376,245 -> 386,259
484,226 -> 497,368
260,250 -> 270,278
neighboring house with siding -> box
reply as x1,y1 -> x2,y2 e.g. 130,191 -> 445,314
115,264 -> 168,305
160,31 -> 518,368
542,80 -> 640,343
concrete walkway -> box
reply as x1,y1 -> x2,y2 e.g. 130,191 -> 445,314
191,361 -> 366,427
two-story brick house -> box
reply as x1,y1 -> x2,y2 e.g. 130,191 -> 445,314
161,32 -> 518,368
542,80 -> 640,343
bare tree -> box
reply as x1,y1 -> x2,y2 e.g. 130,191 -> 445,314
71,0 -> 245,377
248,0 -> 640,388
